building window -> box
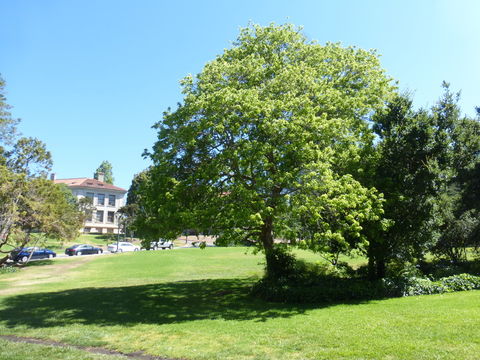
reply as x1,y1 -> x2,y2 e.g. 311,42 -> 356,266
107,211 -> 115,223
86,192 -> 94,201
108,194 -> 116,206
96,210 -> 104,223
97,194 -> 105,206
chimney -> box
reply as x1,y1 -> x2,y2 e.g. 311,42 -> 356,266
97,172 -> 105,182
50,173 -> 56,181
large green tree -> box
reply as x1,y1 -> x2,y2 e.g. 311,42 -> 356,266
144,24 -> 395,277
366,84 -> 480,278
433,100 -> 480,262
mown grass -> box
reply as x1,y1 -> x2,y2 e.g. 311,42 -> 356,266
0,248 -> 479,359
0,339 -> 126,360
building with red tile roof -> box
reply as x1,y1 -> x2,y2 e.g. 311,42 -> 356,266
53,173 -> 127,234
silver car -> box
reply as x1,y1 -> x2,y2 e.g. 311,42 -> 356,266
107,242 -> 140,253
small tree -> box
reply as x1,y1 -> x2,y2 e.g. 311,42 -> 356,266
0,171 -> 84,265
94,160 -> 114,184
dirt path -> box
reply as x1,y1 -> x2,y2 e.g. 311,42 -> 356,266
0,335 -> 183,360
0,256 -> 95,296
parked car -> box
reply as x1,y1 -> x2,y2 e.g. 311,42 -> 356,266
107,242 -> 140,253
65,244 -> 103,256
10,247 -> 56,263
149,239 -> 174,250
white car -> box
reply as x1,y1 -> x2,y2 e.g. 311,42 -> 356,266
150,239 -> 174,250
108,242 -> 140,253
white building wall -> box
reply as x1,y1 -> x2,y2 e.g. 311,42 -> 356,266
71,188 -> 126,234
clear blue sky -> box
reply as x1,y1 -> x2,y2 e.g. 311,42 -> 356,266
1,0 -> 479,190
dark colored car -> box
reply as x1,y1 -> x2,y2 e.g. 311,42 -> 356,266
65,244 -> 103,256
10,247 -> 56,263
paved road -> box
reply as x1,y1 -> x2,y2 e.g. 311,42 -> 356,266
7,245 -> 210,264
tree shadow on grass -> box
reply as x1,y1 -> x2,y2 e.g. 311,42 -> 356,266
0,278 -> 319,329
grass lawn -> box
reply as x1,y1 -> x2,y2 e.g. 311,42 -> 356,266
0,248 -> 479,359
0,338 -> 126,360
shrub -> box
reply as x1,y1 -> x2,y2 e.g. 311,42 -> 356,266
418,259 -> 480,278
440,273 -> 480,291
264,247 -> 297,280
384,273 -> 480,297
252,258 -> 385,303
251,275 -> 386,303
251,256 -> 480,303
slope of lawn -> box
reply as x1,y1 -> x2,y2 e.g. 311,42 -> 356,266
0,247 -> 479,360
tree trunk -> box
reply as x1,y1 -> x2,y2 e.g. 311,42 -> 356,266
260,216 -> 276,278
0,255 -> 10,267
367,240 -> 387,280
260,215 -> 296,280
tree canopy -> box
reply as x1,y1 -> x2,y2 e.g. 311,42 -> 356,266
141,24 -> 396,277
364,84 -> 480,277
0,76 -> 19,146
94,160 -> 114,184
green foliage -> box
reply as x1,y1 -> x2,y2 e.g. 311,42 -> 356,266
252,275 -> 386,303
367,93 -> 444,276
263,247 -> 296,280
429,87 -> 480,263
143,23 -> 395,276
77,196 -> 95,222
5,137 -> 52,177
365,84 -> 480,278
94,160 -> 114,184
252,257 -> 385,303
125,169 -> 171,241
0,75 -> 19,152
253,256 -> 480,303
384,273 -> 480,297
27,179 -> 83,238
434,208 -> 480,262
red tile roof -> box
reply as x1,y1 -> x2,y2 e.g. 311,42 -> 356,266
54,178 -> 127,192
